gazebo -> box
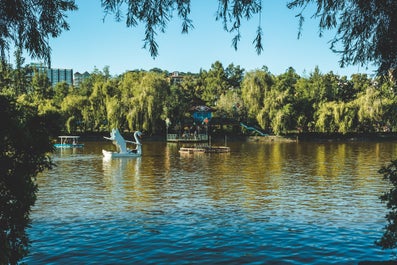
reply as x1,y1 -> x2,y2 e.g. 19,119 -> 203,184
190,105 -> 215,124
166,105 -> 215,142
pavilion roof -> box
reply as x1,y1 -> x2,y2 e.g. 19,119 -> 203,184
189,105 -> 216,112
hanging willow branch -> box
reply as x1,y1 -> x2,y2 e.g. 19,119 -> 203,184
0,0 -> 77,66
287,0 -> 397,76
102,0 -> 263,57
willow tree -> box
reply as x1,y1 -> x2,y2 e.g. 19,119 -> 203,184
119,71 -> 144,131
270,68 -> 299,134
106,96 -> 124,130
314,101 -> 338,133
355,86 -> 388,132
162,74 -> 197,127
216,90 -> 246,122
83,70 -> 114,132
101,0 -> 263,57
333,102 -> 358,134
124,71 -> 169,134
0,0 -> 77,65
100,78 -> 122,130
100,0 -> 397,78
294,77 -> 316,132
61,94 -> 89,133
257,88 -> 295,135
288,0 -> 397,77
251,68 -> 298,134
241,68 -> 274,121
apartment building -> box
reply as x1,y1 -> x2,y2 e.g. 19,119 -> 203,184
30,63 -> 73,86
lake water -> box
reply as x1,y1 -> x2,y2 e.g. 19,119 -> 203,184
24,140 -> 397,264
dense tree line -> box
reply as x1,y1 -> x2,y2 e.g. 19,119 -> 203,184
2,61 -> 396,136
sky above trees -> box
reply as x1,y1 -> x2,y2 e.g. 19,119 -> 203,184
15,0 -> 377,77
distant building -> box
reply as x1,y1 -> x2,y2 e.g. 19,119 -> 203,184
169,71 -> 183,85
74,71 -> 91,87
30,63 -> 73,86
48,68 -> 73,86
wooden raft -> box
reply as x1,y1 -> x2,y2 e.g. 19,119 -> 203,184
179,146 -> 230,154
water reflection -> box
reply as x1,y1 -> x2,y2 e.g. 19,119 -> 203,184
102,156 -> 142,184
27,140 -> 397,264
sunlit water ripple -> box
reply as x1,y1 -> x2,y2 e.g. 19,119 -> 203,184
24,141 -> 397,264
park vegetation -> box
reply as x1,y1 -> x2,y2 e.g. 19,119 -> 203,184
2,61 -> 396,137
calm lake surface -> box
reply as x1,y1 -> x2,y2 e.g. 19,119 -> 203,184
24,140 -> 397,264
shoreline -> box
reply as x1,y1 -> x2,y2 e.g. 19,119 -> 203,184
65,132 -> 397,143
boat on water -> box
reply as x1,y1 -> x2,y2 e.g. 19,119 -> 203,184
102,129 -> 142,159
54,136 -> 84,148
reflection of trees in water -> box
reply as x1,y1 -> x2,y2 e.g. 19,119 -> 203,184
102,157 -> 145,210
32,140 -> 397,235
97,141 -> 397,222
178,142 -> 397,220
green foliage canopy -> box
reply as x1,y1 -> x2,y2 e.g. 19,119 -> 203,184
0,0 -> 77,65
0,95 -> 54,264
288,0 -> 397,76
378,160 -> 397,249
101,0 -> 263,57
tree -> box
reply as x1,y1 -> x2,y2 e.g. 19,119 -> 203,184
288,0 -> 397,77
225,63 -> 245,91
101,0 -> 263,57
3,1 -> 395,77
122,71 -> 169,134
164,77 -> 195,125
85,69 -> 112,131
269,68 -> 299,134
4,1 -> 394,87
306,67 -> 334,104
101,0 -> 396,77
31,70 -> 53,102
294,78 -> 315,132
199,61 -> 229,105
0,63 -> 14,95
9,49 -> 32,96
0,95 -> 54,264
241,67 -> 274,121
61,94 -> 88,133
53,81 -> 71,107
355,86 -> 386,132
314,101 -> 357,133
103,78 -> 123,130
0,0 -> 77,66
258,87 -> 295,135
216,90 -> 245,122
377,160 -> 397,249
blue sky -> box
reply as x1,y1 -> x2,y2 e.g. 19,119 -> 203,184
33,0 -> 376,77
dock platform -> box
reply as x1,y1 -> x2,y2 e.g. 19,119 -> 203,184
179,146 -> 230,154
167,133 -> 208,143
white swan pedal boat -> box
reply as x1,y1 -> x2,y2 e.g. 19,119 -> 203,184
102,149 -> 141,158
102,129 -> 142,159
